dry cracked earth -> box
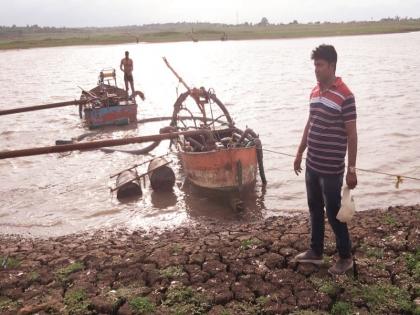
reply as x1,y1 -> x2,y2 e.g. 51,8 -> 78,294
1,205 -> 419,315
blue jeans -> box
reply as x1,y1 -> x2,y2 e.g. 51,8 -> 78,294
305,168 -> 352,259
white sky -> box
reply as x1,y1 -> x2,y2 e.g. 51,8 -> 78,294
1,0 -> 419,27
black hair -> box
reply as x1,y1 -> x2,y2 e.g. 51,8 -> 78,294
311,44 -> 337,65
125,51 -> 129,55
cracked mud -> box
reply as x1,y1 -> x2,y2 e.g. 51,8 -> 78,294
1,205 -> 419,314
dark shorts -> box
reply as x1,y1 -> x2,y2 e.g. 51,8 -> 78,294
124,73 -> 134,83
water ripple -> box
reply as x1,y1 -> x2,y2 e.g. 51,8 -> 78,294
1,32 -> 420,236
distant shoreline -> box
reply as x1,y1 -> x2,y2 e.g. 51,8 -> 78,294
1,20 -> 420,50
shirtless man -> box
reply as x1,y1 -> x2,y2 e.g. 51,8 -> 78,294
120,51 -> 135,95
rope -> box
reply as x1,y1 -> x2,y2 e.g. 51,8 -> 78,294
263,149 -> 297,159
263,148 -> 420,188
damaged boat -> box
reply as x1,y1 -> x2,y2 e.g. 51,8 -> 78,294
79,68 -> 144,129
163,58 -> 266,191
0,58 -> 266,194
0,68 -> 145,129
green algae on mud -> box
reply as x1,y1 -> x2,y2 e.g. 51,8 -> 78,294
0,205 -> 419,314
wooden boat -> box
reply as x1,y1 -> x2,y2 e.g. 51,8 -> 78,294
79,68 -> 138,129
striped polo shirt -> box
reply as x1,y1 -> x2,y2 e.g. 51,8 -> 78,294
306,77 -> 356,175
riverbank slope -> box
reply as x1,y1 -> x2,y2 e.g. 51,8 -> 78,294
1,20 -> 420,50
0,205 -> 419,314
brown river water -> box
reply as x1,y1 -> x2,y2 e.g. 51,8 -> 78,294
1,32 -> 419,236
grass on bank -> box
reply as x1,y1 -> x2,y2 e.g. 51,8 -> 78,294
1,20 -> 420,50
129,296 -> 156,314
64,288 -> 92,315
0,255 -> 20,269
55,261 -> 84,283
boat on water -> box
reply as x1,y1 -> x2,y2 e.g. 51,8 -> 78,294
0,58 -> 266,194
164,57 -> 266,191
79,68 -> 141,129
0,68 -> 144,130
179,138 -> 258,190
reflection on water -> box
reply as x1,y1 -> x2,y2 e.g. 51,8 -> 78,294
182,180 -> 266,222
151,190 -> 177,209
1,31 -> 420,236
115,194 -> 143,205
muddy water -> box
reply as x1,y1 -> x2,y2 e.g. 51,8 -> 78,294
1,32 -> 419,236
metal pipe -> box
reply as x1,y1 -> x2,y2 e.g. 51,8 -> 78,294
162,57 -> 191,92
136,115 -> 229,125
0,100 -> 87,116
186,137 -> 205,151
100,140 -> 161,155
0,128 -> 232,160
254,137 -> 267,185
236,128 -> 258,143
234,127 -> 267,185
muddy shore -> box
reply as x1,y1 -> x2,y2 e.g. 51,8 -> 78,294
1,205 -> 419,315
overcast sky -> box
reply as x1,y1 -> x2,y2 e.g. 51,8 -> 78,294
1,0 -> 419,27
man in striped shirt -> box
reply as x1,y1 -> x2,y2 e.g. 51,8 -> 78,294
293,44 -> 358,275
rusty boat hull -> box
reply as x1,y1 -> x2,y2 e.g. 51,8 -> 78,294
164,60 -> 266,191
180,146 -> 258,191
81,84 -> 137,129
83,101 -> 137,128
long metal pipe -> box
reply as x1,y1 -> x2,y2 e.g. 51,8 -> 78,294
162,57 -> 191,92
234,127 -> 267,185
0,128 -> 232,160
0,100 -> 87,116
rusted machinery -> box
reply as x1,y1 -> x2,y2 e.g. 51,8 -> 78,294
110,156 -> 175,200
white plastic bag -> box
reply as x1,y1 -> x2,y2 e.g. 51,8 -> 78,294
336,186 -> 355,223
